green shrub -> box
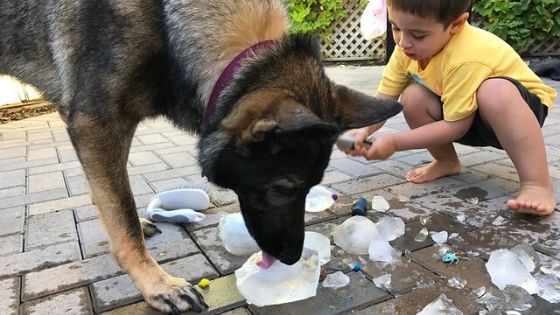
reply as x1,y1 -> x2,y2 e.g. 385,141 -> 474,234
472,0 -> 560,54
285,0 -> 348,42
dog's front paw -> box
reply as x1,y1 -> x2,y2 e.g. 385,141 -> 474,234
140,218 -> 162,238
145,277 -> 208,314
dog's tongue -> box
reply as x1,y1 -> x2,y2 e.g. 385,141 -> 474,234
256,251 -> 277,269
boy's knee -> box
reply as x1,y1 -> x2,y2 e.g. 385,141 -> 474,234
476,78 -> 518,111
401,83 -> 438,113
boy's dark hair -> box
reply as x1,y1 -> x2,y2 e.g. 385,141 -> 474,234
388,0 -> 471,28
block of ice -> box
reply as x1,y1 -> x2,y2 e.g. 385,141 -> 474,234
368,225 -> 401,264
218,213 -> 260,256
322,271 -> 350,289
305,185 -> 337,212
235,248 -> 320,306
376,216 -> 405,241
485,249 -> 538,295
430,231 -> 448,245
417,294 -> 463,315
333,216 -> 377,255
372,195 -> 390,212
303,231 -> 331,265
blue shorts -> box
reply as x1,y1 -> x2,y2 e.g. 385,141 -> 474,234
454,76 -> 548,149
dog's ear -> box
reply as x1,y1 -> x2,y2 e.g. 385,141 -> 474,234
222,89 -> 337,143
332,84 -> 402,129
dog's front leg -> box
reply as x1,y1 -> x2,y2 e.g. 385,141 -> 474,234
67,113 -> 207,314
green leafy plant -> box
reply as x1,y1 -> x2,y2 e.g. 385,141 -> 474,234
285,0 -> 348,42
472,0 -> 560,54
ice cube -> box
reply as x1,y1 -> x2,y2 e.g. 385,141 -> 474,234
511,243 -> 540,273
485,249 -> 538,294
376,216 -> 405,241
306,185 -> 337,212
235,248 -> 320,306
303,231 -> 331,266
417,294 -> 463,315
372,195 -> 390,212
373,273 -> 392,290
333,216 -> 377,255
218,213 -> 260,256
414,227 -> 429,242
322,271 -> 350,289
430,231 -> 448,245
368,226 -> 401,264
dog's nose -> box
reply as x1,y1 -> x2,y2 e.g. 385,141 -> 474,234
276,237 -> 304,265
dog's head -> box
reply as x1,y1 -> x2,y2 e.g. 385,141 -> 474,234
199,35 -> 402,265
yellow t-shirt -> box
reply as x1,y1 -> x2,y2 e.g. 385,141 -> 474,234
378,23 -> 557,121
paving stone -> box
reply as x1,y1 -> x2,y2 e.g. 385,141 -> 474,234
449,223 -> 552,260
191,226 -> 248,275
136,133 -> 169,145
390,212 -> 474,253
149,177 -> 188,193
365,159 -> 410,179
413,193 -> 496,228
320,170 -> 352,185
0,146 -> 26,160
408,246 -> 497,291
0,187 -> 69,210
383,177 -> 466,200
26,209 -> 78,250
21,287 -> 93,315
0,206 -> 25,237
141,165 -> 201,182
74,205 -> 98,222
27,147 -> 57,161
27,131 -> 53,142
161,151 -> 198,168
0,169 -> 25,189
447,176 -> 519,202
22,253 -> 121,301
329,158 -> 382,178
0,186 -> 26,199
0,234 -> 22,256
450,167 -> 492,184
28,171 -> 66,193
460,150 -> 507,167
66,174 -> 89,196
393,151 -> 432,167
350,286 -> 483,314
0,157 -> 59,173
359,258 -> 438,295
129,174 -> 154,195
249,272 -> 390,315
57,148 -> 79,163
126,162 -> 169,176
331,174 -> 404,195
471,161 -> 520,182
354,189 -> 432,222
0,278 -> 20,315
127,151 -> 163,166
0,242 -> 81,278
91,254 -> 218,312
28,194 -> 91,216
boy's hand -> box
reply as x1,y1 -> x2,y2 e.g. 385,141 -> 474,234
364,135 -> 396,160
337,127 -> 371,155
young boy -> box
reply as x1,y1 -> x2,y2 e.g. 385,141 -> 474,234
342,0 -> 557,215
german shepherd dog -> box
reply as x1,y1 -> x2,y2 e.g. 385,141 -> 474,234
1,0 -> 401,312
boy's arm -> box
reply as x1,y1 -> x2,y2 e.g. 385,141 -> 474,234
364,113 -> 475,160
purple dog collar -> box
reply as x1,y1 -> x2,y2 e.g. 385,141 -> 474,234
203,40 -> 275,126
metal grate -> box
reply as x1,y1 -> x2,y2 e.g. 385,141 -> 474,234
321,0 -> 385,62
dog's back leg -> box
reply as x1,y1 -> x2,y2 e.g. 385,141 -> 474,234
66,112 -> 208,313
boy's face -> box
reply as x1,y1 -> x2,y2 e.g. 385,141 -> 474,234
388,7 -> 465,65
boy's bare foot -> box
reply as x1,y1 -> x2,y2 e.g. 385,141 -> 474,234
406,159 -> 461,183
507,184 -> 557,216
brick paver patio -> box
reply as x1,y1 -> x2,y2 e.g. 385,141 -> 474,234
1,66 -> 559,314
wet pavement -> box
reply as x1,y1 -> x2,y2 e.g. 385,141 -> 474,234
0,65 -> 559,314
